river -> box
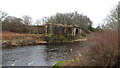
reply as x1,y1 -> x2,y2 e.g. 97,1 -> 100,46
2,42 -> 82,66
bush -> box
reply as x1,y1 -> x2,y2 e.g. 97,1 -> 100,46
44,34 -> 74,43
86,30 -> 118,66
63,29 -> 118,66
64,34 -> 75,41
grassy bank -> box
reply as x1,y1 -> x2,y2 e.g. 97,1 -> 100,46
44,34 -> 86,43
2,32 -> 46,48
2,32 -> 87,48
44,34 -> 75,43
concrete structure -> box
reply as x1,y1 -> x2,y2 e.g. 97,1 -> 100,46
45,23 -> 84,38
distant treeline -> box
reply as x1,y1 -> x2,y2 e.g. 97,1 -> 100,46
1,15 -> 45,33
1,11 -> 102,33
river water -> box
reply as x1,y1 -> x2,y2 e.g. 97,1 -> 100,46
2,43 -> 82,66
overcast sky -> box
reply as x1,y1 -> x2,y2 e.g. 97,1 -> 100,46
0,0 -> 119,27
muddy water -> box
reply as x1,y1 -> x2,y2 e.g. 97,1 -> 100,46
2,43 -> 81,66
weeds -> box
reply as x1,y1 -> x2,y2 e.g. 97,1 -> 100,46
63,29 -> 118,66
44,34 -> 75,43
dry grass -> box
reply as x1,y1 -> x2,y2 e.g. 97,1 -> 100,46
2,32 -> 45,48
2,32 -> 44,41
86,30 -> 118,66
63,29 -> 118,66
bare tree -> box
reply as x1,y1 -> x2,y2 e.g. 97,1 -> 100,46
45,11 -> 92,30
35,19 -> 41,26
42,17 -> 49,25
0,10 -> 7,22
22,15 -> 32,26
104,3 -> 119,29
2,16 -> 25,32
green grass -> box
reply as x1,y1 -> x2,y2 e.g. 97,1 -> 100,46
53,61 -> 66,68
44,34 -> 75,43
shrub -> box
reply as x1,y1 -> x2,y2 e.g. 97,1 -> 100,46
44,34 -> 74,43
86,30 -> 118,66
64,34 -> 75,41
63,29 -> 118,66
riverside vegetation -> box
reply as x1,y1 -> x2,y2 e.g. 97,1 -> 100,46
53,29 -> 118,67
53,3 -> 119,67
1,1 -> 120,67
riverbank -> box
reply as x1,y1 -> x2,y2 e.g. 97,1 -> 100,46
2,32 -> 87,48
53,30 -> 118,67
2,32 -> 45,48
